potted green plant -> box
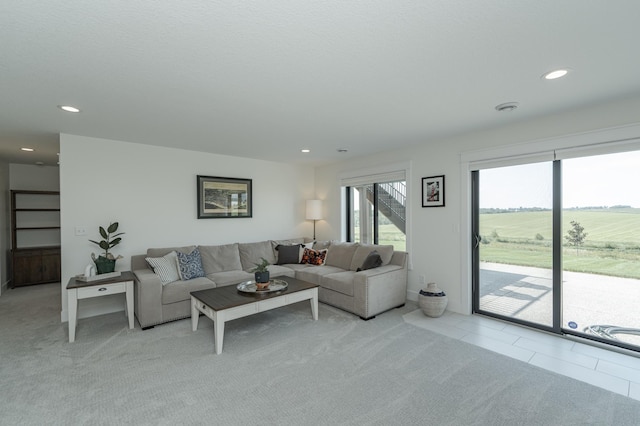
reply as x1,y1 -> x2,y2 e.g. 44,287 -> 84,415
251,257 -> 271,288
89,222 -> 125,274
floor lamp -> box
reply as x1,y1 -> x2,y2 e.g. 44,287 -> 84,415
306,200 -> 322,240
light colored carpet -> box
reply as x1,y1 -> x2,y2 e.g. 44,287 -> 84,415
2,283 -> 640,425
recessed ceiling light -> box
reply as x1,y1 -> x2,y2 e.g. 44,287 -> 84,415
301,149 -> 310,153
542,69 -> 569,80
21,147 -> 34,152
58,105 -> 81,113
495,102 -> 519,112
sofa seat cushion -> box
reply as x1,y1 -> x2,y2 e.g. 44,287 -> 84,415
267,265 -> 296,278
350,244 -> 394,271
239,240 -> 277,271
281,263 -> 310,271
162,277 -> 216,304
296,265 -> 345,285
325,242 -> 359,270
321,271 -> 357,297
200,243 -> 242,273
206,270 -> 253,287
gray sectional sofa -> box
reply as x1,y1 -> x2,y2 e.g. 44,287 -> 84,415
131,238 -> 408,328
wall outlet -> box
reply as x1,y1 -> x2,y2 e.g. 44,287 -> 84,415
75,226 -> 87,236
419,275 -> 426,285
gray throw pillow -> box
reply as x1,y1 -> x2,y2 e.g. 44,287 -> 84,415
357,250 -> 382,272
275,244 -> 302,265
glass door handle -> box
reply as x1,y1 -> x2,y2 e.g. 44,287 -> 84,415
474,234 -> 482,249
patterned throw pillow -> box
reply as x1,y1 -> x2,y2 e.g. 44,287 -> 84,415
298,242 -> 315,262
145,251 -> 180,285
300,248 -> 327,266
176,248 -> 205,280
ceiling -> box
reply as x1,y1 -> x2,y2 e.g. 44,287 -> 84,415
2,1 -> 640,167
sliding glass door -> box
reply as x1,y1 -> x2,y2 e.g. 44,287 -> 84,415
561,151 -> 640,347
473,150 -> 640,351
473,162 -> 555,329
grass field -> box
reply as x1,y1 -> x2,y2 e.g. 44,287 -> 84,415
354,208 -> 640,277
354,224 -> 406,251
479,208 -> 640,279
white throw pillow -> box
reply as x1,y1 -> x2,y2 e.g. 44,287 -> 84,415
145,251 -> 180,285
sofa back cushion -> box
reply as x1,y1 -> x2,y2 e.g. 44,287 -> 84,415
350,244 -> 394,271
147,245 -> 196,258
271,238 -> 305,247
199,243 -> 242,273
239,240 -> 277,271
325,242 -> 359,270
313,240 -> 332,250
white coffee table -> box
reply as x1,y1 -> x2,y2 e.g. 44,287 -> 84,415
190,276 -> 318,354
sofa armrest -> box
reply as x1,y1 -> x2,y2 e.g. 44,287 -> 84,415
131,254 -> 150,271
133,269 -> 163,328
353,265 -> 408,319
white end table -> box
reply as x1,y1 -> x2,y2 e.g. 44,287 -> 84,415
66,271 -> 135,342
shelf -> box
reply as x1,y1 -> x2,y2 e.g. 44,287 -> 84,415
13,245 -> 61,251
14,208 -> 61,212
11,191 -> 62,286
15,227 -> 61,231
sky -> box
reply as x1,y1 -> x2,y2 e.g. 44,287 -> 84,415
479,150 -> 640,209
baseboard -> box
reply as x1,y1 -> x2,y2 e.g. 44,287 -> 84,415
0,280 -> 8,295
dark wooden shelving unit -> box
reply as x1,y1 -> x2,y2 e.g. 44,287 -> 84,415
10,190 -> 61,287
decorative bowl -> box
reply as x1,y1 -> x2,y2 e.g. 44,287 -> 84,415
255,281 -> 270,290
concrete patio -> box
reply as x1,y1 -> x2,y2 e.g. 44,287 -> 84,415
479,262 -> 640,347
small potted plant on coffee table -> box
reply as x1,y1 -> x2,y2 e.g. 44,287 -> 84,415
251,257 -> 271,290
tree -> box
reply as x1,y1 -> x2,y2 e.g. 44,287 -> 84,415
565,220 -> 587,254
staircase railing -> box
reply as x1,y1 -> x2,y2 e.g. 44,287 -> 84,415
363,181 -> 406,233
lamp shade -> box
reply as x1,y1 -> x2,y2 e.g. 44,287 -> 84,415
306,199 -> 323,220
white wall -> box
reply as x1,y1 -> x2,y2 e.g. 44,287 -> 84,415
0,161 -> 8,294
315,95 -> 640,314
9,164 -> 60,191
59,134 -> 315,321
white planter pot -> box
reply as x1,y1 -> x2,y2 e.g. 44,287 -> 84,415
418,283 -> 448,318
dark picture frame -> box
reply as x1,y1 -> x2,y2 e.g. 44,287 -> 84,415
422,175 -> 445,207
197,175 -> 252,218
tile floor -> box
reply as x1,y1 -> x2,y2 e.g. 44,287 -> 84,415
403,309 -> 640,401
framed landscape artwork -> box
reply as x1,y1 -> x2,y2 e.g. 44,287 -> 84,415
422,175 -> 445,207
197,175 -> 252,218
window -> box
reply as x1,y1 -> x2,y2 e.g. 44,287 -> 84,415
342,168 -> 407,251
